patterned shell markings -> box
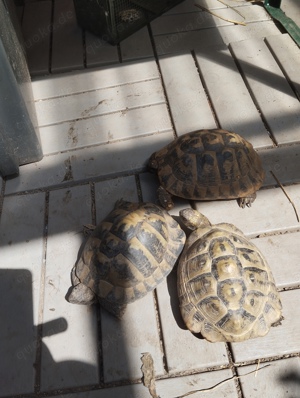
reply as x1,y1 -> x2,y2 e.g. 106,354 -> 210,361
177,222 -> 282,342
154,129 -> 265,201
72,200 -> 186,316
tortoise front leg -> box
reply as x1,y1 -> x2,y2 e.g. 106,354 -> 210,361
238,193 -> 256,208
157,186 -> 174,210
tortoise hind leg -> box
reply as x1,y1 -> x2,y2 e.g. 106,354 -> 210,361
157,186 -> 174,210
238,193 -> 256,208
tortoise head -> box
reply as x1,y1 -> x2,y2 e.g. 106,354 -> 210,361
148,152 -> 159,172
179,208 -> 211,231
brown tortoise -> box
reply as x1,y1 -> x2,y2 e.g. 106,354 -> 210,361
177,208 -> 283,343
67,199 -> 186,317
149,129 -> 265,210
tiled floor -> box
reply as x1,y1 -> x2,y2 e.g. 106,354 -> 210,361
1,0 -> 300,397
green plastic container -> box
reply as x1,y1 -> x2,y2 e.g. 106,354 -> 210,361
73,0 -> 184,45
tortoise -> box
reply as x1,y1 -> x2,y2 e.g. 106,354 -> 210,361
67,199 -> 186,317
177,208 -> 283,342
148,129 -> 265,210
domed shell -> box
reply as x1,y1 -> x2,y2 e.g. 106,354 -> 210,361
69,200 -> 186,317
177,215 -> 282,342
149,129 -> 265,208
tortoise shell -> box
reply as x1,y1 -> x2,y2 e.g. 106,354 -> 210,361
177,209 -> 282,342
68,199 -> 186,317
149,129 -> 265,209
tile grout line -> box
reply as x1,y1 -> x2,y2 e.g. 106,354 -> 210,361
227,43 -> 278,147
153,289 -> 169,374
0,178 -> 6,224
226,343 -> 244,398
147,22 -> 178,139
90,181 -> 105,386
191,50 -> 221,129
34,191 -> 50,393
48,0 -> 54,74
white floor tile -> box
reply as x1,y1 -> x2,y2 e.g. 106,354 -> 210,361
238,357 -> 300,398
41,185 -> 99,390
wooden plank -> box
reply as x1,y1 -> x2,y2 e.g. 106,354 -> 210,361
120,26 -> 154,61
35,78 -> 165,126
159,53 -> 216,135
231,289 -> 300,362
51,0 -> 84,73
41,186 -> 99,391
230,38 -> 300,145
39,103 -> 172,155
0,193 -> 45,396
154,21 -> 280,55
195,46 -> 273,148
85,31 -> 119,68
32,58 -> 160,99
266,33 -> 300,100
22,1 -> 52,76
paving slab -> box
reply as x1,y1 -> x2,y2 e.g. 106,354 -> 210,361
154,21 -> 280,55
0,193 -> 45,396
70,130 -> 175,181
253,231 -> 300,289
51,0 -> 84,72
229,38 -> 300,145
259,143 -> 300,187
194,185 -> 299,238
266,34 -> 300,101
156,270 -> 229,373
195,47 -> 272,148
152,4 -> 270,35
21,0 -> 52,76
35,78 -> 165,127
85,31 -> 119,68
159,53 -> 217,135
4,152 -> 75,194
41,185 -> 99,391
164,0 -> 252,14
100,293 -> 164,383
39,103 -> 171,155
32,58 -> 159,100
156,368 -> 239,398
46,383 -> 150,398
231,289 -> 300,363
237,357 -> 300,398
120,26 -> 154,61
